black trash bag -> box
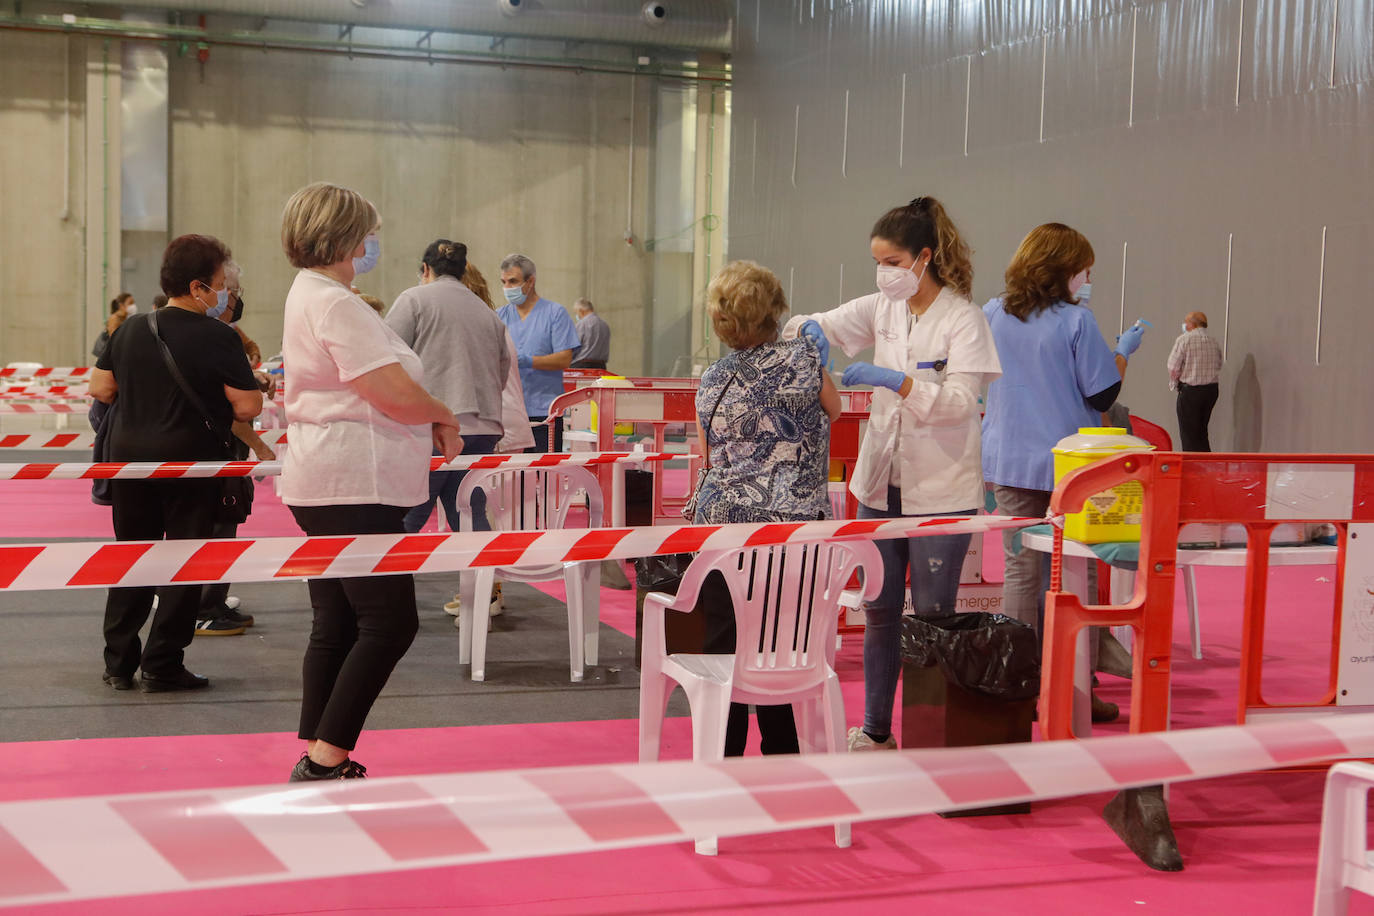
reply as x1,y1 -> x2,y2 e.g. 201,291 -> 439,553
900,613 -> 1040,702
633,553 -> 694,594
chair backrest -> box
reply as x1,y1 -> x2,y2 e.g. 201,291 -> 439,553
1129,414 -> 1174,451
456,465 -> 604,578
680,540 -> 884,696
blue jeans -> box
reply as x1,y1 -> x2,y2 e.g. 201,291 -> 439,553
856,486 -> 975,741
403,435 -> 502,533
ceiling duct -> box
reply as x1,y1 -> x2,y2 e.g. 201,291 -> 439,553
100,0 -> 733,52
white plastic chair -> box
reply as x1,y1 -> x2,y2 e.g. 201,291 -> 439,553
638,539 -> 883,854
454,465 -> 603,683
1314,761 -> 1374,915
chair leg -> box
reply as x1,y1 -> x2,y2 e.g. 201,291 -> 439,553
470,568 -> 495,682
1183,566 -> 1202,660
688,683 -> 732,856
638,673 -> 673,763
565,567 -> 586,683
822,674 -> 852,848
457,577 -> 474,666
1314,763 -> 1374,916
582,563 -> 601,667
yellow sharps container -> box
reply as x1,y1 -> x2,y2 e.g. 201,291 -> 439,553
1052,427 -> 1155,544
591,375 -> 637,437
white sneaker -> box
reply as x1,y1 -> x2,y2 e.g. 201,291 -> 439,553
847,726 -> 897,751
225,596 -> 241,611
443,593 -> 462,616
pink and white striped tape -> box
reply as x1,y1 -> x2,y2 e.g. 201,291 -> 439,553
0,712 -> 1368,908
0,450 -> 674,481
0,515 -> 1034,592
0,366 -> 91,380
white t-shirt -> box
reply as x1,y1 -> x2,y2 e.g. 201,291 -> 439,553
280,268 -> 430,507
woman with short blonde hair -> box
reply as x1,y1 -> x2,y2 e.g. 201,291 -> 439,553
278,181 -> 463,782
692,259 -> 841,757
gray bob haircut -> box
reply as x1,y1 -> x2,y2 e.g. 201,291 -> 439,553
500,253 -> 536,280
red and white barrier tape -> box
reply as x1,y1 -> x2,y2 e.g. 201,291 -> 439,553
0,712 -> 1369,907
0,430 -> 292,451
0,366 -> 91,380
0,386 -> 86,397
0,515 -> 1032,591
0,450 -> 675,481
0,433 -> 94,450
0,402 -> 88,414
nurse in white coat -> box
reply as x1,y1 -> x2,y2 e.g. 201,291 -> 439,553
783,196 -> 1001,752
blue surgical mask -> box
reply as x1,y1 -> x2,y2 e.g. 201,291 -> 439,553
353,234 -> 380,275
199,282 -> 230,319
1077,282 -> 1092,306
503,285 -> 527,307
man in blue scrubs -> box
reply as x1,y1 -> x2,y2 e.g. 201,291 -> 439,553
497,253 -> 581,452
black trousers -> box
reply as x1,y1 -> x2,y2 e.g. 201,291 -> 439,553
103,478 -> 219,678
289,503 -> 419,751
528,416 -> 565,453
700,572 -> 800,757
1176,382 -> 1219,452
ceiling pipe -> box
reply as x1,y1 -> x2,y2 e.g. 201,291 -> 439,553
0,13 -> 731,81
90,0 -> 733,52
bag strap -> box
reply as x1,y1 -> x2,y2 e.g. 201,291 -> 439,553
701,370 -> 737,471
147,310 -> 234,454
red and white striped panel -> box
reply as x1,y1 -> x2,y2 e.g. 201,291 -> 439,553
0,515 -> 1036,592
0,451 -> 674,481
0,712 -> 1369,908
0,367 -> 91,380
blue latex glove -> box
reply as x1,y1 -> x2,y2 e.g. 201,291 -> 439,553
1114,323 -> 1146,358
841,361 -> 906,392
799,319 -> 830,368
517,353 -> 533,369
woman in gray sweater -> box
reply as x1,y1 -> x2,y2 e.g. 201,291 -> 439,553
386,239 -> 511,532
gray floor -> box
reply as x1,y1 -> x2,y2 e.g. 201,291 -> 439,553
0,566 -> 681,743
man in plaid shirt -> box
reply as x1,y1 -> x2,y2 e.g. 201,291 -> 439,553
1167,311 -> 1224,451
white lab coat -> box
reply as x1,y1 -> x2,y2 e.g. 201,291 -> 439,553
784,286 -> 1002,515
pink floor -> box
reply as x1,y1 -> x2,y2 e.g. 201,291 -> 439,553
0,478 -> 1366,913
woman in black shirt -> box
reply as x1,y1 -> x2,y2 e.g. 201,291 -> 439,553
89,234 -> 263,692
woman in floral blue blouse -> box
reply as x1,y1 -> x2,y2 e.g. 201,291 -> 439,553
692,260 -> 842,755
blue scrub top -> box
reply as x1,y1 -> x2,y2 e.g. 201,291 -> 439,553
980,297 -> 1121,491
497,297 -> 582,417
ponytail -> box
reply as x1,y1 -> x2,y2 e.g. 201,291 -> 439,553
870,196 -> 973,298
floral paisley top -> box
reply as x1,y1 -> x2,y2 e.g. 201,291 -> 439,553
693,338 -> 831,525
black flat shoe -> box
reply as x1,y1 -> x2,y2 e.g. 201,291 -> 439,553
102,672 -> 134,691
288,753 -> 367,782
139,668 -> 210,692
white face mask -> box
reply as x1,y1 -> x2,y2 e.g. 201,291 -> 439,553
124,302 -> 138,315
876,258 -> 927,301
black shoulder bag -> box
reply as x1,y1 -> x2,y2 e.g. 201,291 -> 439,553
147,310 -> 250,524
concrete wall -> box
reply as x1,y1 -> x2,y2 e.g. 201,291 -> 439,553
1,30 -> 662,374
170,44 -> 653,370
0,31 -> 88,364
728,0 -> 1374,452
